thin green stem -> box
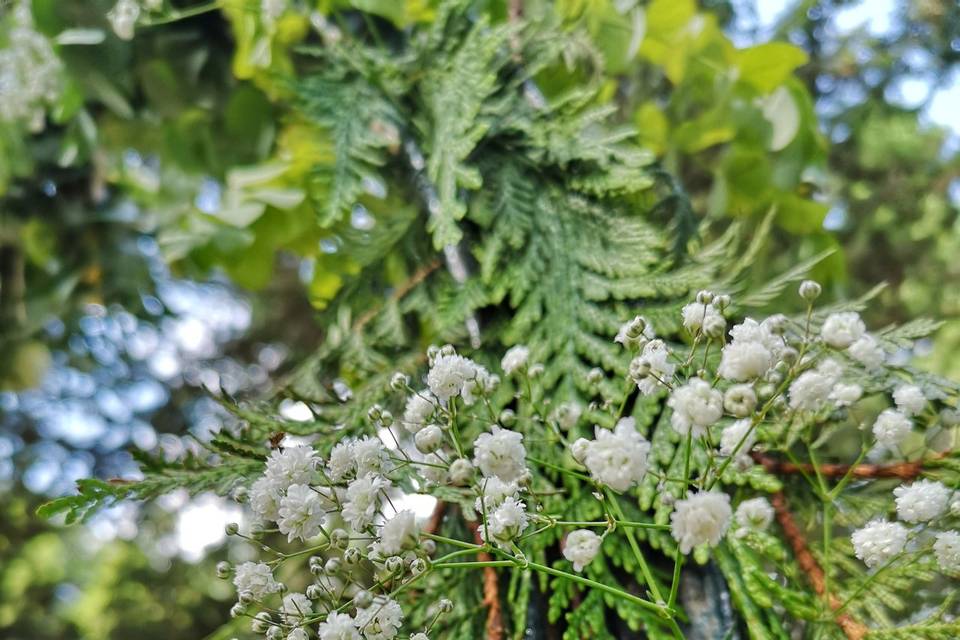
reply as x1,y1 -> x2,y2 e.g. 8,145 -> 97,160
606,490 -> 667,605
421,532 -> 481,550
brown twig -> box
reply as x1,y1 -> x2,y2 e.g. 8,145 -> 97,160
770,491 -> 868,640
424,501 -> 447,535
354,259 -> 442,331
752,451 -> 945,481
469,522 -> 505,640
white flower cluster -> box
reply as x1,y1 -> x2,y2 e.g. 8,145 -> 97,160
572,418 -> 651,492
852,477 -> 957,573
0,2 -> 63,131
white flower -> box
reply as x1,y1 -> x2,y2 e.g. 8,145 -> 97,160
893,480 -> 950,523
343,473 -> 390,531
233,562 -> 280,601
735,497 -> 774,530
873,409 -> 912,449
448,458 -> 475,485
552,402 -> 582,431
278,484 -> 328,541
356,597 -> 404,640
934,531 -> 960,573
328,440 -> 357,482
353,436 -> 388,477
719,419 -> 755,458
473,427 -> 527,482
851,520 -> 908,568
848,334 -> 885,369
830,383 -> 862,407
476,476 -> 520,512
250,475 -> 281,522
718,319 -> 779,381
788,359 -> 842,411
410,634 -> 429,640
630,339 -> 676,395
282,592 -> 313,623
427,354 -> 476,402
377,510 -> 419,556
681,302 -> 723,334
107,0 -> 140,40
893,385 -> 925,417
480,496 -> 528,545
668,378 -> 723,437
265,445 -> 317,488
402,392 -> 436,433
288,629 -> 309,640
581,418 -> 651,492
821,312 -> 865,349
723,385 -> 757,418
462,365 -> 498,405
562,529 -> 602,572
414,425 -> 444,454
501,345 -> 530,375
318,612 -> 361,640
670,492 -> 732,554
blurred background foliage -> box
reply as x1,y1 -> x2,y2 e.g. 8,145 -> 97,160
0,0 -> 958,638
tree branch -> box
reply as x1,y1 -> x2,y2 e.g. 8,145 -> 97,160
770,491 -> 868,640
752,451 -> 946,481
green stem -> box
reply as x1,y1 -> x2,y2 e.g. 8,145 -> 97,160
421,532 -> 481,550
432,560 -> 516,569
140,1 -> 222,26
606,490 -> 667,605
553,520 -> 670,531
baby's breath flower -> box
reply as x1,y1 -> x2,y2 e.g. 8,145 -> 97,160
479,496 -> 528,546
278,484 -> 329,541
233,562 -> 280,601
723,384 -> 757,417
788,359 -> 842,411
934,531 -> 960,574
851,519 -> 907,568
681,302 -> 723,334
343,473 -> 390,531
376,510 -> 420,556
872,409 -> 912,449
580,418 -> 651,492
630,339 -> 676,395
473,427 -> 527,482
892,384 -> 925,417
500,345 -> 530,376
821,312 -> 866,349
427,354 -> 476,402
719,419 -> 756,458
829,382 -> 862,407
848,334 -> 885,369
401,392 -> 436,434
318,612 -> 361,640
668,377 -> 723,437
670,492 -> 732,554
282,592 -> 313,623
562,529 -> 602,572
893,480 -> 950,523
734,497 -> 774,530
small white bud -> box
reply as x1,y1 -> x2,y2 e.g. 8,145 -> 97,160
324,557 -> 342,574
354,590 -> 373,609
390,372 -> 409,391
499,409 -> 517,427
438,598 -> 454,613
448,458 -> 474,485
216,561 -> 232,579
331,529 -> 350,549
225,522 -> 240,536
415,424 -> 444,453
696,290 -> 714,304
586,367 -> 604,385
799,280 -> 822,301
368,404 -> 383,422
343,547 -> 362,565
